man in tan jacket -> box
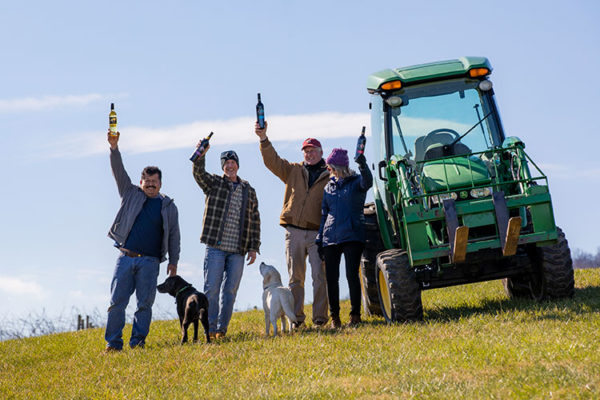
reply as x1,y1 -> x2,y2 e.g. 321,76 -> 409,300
255,121 -> 329,327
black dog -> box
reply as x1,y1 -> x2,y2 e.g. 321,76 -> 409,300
157,275 -> 210,344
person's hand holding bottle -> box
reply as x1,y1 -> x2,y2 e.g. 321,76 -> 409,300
107,130 -> 120,150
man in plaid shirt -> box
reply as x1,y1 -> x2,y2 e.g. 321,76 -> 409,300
192,145 -> 260,339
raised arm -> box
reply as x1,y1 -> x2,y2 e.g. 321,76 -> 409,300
256,122 -> 293,182
108,131 -> 135,198
355,155 -> 373,192
192,150 -> 218,194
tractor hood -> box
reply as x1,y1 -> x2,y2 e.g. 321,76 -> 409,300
421,155 -> 491,193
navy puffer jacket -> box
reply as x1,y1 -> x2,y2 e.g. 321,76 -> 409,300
316,164 -> 373,247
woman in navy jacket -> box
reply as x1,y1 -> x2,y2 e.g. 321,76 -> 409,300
316,148 -> 373,328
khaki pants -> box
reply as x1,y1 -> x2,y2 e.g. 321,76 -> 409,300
285,226 -> 329,324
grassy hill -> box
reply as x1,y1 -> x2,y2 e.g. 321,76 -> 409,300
2,269 -> 599,399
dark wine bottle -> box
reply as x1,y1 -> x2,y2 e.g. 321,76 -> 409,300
354,126 -> 367,161
190,132 -> 214,162
256,93 -> 265,129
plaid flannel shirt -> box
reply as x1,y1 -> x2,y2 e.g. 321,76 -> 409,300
192,156 -> 261,255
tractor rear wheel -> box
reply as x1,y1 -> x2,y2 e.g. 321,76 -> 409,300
528,227 -> 575,300
376,249 -> 423,323
360,203 -> 384,316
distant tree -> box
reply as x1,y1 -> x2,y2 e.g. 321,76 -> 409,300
572,247 -> 600,269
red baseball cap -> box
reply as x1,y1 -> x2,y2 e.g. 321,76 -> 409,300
301,138 -> 322,150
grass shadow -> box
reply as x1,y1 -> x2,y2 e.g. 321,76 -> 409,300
423,285 -> 600,323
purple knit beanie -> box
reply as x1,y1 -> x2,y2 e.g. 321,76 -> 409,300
326,148 -> 349,167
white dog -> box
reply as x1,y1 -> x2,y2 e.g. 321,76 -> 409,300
259,262 -> 297,336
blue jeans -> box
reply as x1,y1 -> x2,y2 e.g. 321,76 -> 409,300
203,246 -> 245,334
105,254 -> 160,349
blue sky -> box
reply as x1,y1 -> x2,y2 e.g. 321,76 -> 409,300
1,1 -> 599,327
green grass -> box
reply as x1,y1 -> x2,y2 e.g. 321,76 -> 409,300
2,269 -> 599,399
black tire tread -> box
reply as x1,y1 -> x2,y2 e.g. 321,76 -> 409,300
360,203 -> 384,316
537,227 -> 575,299
376,249 -> 423,322
502,249 -> 534,298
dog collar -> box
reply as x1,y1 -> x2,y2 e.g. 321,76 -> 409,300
263,283 -> 280,290
175,285 -> 191,298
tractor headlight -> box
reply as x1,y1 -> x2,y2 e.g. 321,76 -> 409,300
430,192 -> 458,205
385,96 -> 403,107
478,80 -> 493,91
470,187 -> 492,198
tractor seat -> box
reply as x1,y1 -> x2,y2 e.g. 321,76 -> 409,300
415,132 -> 456,162
423,142 -> 471,161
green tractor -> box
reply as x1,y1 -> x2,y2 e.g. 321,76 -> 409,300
360,57 -> 574,322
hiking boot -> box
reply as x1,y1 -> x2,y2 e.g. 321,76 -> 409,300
291,321 -> 305,330
104,346 -> 122,354
330,316 -> 341,329
215,332 -> 226,339
348,314 -> 362,327
313,319 -> 328,328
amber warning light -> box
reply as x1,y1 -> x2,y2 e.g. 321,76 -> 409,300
380,80 -> 402,91
468,68 -> 490,78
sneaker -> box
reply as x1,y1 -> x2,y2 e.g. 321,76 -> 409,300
348,314 -> 362,327
330,316 -> 341,329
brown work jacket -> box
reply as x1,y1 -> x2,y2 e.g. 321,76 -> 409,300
259,138 -> 329,230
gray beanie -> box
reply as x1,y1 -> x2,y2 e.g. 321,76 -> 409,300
220,150 -> 239,169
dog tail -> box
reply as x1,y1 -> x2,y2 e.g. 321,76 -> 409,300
183,299 -> 200,326
282,291 -> 297,323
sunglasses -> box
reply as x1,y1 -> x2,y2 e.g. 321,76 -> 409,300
220,150 -> 237,159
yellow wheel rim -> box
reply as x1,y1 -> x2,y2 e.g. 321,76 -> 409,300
359,266 -> 366,298
378,268 -> 392,319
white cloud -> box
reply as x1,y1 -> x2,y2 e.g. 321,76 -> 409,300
0,276 -> 44,297
43,112 -> 480,159
45,112 -> 371,158
0,93 -> 122,113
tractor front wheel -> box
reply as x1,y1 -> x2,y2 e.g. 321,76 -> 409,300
503,248 -> 535,299
376,249 -> 423,323
528,227 -> 575,300
503,275 -> 532,298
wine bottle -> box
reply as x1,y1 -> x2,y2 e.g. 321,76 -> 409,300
354,126 -> 367,161
109,103 -> 118,136
256,93 -> 265,129
190,132 -> 214,162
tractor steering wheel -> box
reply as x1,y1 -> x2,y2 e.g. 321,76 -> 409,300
419,128 -> 462,162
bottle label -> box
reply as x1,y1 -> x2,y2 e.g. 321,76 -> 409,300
355,136 -> 366,160
257,109 -> 265,128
